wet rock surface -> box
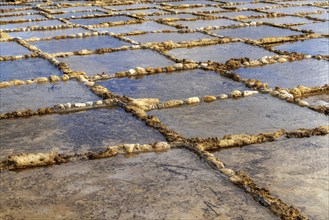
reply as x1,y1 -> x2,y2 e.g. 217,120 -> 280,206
0,80 -> 98,113
214,136 -> 329,220
150,95 -> 327,138
236,59 -> 328,88
0,108 -> 165,160
0,149 -> 276,219
1,0 -> 328,219
98,69 -> 248,101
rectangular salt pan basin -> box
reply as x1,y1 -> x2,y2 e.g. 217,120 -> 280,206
234,3 -> 274,9
274,38 -> 329,56
247,16 -> 312,25
127,32 -> 212,43
98,69 -> 249,101
70,16 -> 132,26
105,3 -> 156,11
53,11 -> 105,19
8,27 -> 90,40
95,21 -> 176,34
215,136 -> 329,219
0,149 -> 276,219
0,14 -> 45,21
0,58 -> 62,82
167,42 -> 276,63
303,94 -> 329,107
150,94 -> 328,138
213,10 -> 266,19
0,20 -> 64,30
265,6 -> 325,14
172,19 -> 239,29
0,108 -> 165,158
296,21 -> 329,35
145,13 -> 197,20
0,80 -> 98,114
0,41 -> 31,56
173,6 -> 224,13
57,49 -> 175,76
30,35 -> 131,54
121,9 -> 166,15
236,59 -> 329,88
211,25 -> 302,40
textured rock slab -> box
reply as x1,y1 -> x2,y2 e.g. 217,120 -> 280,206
98,69 -> 248,101
127,32 -> 212,44
274,38 -> 329,56
8,27 -> 91,40
0,58 -> 63,82
236,59 -> 329,88
0,41 -> 31,56
57,49 -> 174,76
31,35 -> 131,53
0,108 -> 165,159
0,80 -> 98,113
95,21 -> 176,34
214,136 -> 329,220
0,149 -> 276,219
211,25 -> 302,40
150,94 -> 328,138
168,42 -> 276,63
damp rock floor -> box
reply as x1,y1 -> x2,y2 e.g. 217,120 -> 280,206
0,0 -> 328,219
